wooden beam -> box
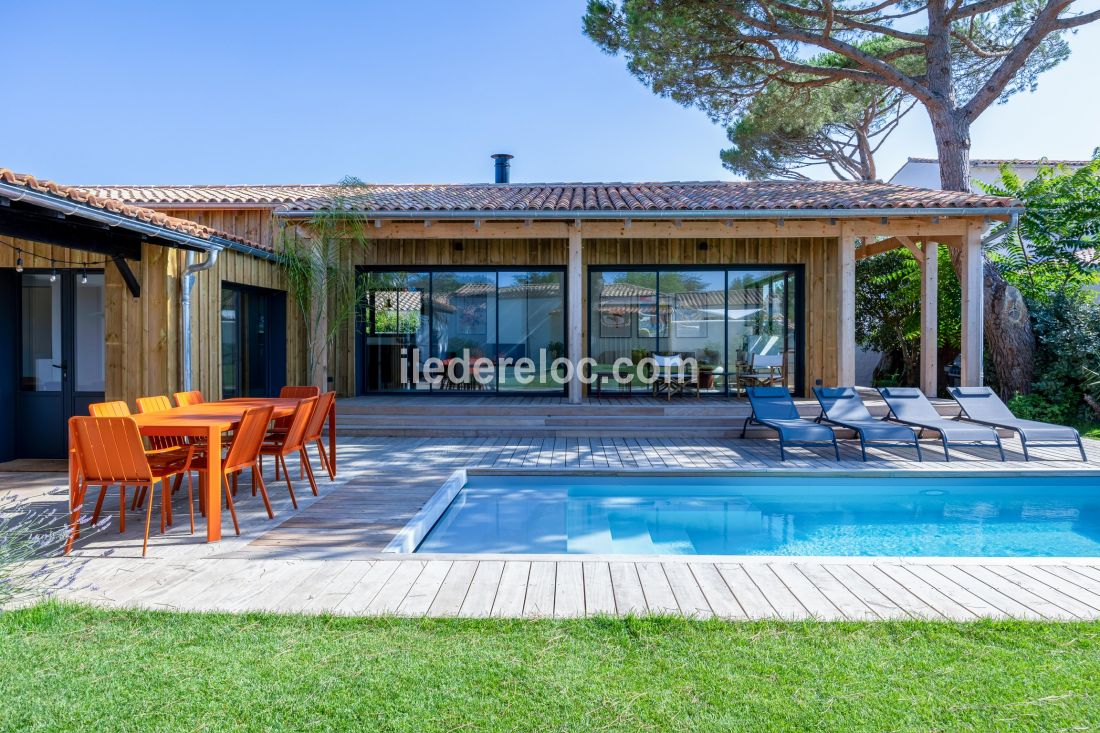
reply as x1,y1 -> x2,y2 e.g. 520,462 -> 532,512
959,222 -> 985,387
111,255 -> 141,298
567,225 -> 583,404
897,236 -> 924,261
920,241 -> 938,397
855,237 -> 905,260
838,228 -> 857,386
343,217 -> 976,241
0,206 -> 144,261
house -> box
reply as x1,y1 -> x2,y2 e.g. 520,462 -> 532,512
1,159 -> 1021,460
889,157 -> 1093,190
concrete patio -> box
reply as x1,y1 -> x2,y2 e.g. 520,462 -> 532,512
5,431 -> 1100,621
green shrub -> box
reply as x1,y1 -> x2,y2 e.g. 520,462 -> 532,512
1007,393 -> 1076,424
1018,293 -> 1100,422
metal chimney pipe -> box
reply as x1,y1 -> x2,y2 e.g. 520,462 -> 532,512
491,153 -> 513,184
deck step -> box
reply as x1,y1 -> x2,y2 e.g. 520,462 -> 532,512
333,395 -> 959,438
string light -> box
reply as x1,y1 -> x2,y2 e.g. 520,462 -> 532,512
4,240 -> 108,271
80,268 -> 88,285
50,269 -> 57,283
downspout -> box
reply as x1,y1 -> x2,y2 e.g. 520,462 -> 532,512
180,249 -> 219,391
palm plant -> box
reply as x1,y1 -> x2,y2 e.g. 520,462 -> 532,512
277,177 -> 373,389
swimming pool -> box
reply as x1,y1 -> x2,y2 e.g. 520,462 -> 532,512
407,473 -> 1100,557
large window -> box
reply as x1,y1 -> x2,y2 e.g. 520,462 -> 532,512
357,269 -> 566,394
589,267 -> 802,395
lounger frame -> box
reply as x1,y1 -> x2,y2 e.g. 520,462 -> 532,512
812,387 -> 923,462
741,388 -> 840,462
948,388 -> 1087,462
877,388 -> 1006,462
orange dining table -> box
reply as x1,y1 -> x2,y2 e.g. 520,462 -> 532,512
67,397 -> 302,547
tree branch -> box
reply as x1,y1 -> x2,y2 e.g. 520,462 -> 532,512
1054,7 -> 1100,29
960,0 -> 1074,119
719,3 -> 936,102
768,0 -> 932,42
952,0 -> 1021,20
951,30 -> 1012,57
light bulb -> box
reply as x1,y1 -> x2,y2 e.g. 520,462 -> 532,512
81,271 -> 88,285
15,256 -> 23,273
50,269 -> 57,282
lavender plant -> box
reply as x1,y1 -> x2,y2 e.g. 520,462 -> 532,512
0,489 -> 107,607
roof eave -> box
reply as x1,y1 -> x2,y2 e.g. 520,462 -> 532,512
0,179 -> 222,253
274,206 -> 1022,221
1,180 -> 279,260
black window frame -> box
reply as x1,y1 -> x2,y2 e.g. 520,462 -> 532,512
587,264 -> 806,397
355,265 -> 569,396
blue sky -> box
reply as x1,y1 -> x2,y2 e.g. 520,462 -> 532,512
4,0 -> 1098,185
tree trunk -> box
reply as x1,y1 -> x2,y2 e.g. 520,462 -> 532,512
929,106 -> 1035,397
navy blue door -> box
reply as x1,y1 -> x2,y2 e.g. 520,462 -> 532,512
15,271 -> 105,458
0,270 -> 17,462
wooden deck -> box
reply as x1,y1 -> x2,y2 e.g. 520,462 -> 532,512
7,434 -> 1100,620
335,391 -> 961,438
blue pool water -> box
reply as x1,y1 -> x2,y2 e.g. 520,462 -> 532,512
415,474 -> 1100,556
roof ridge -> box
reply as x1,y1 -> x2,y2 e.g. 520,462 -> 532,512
85,179 -> 889,189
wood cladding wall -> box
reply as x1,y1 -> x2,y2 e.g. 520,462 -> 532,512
340,236 -> 838,394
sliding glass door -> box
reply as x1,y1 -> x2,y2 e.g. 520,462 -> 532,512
361,271 -> 431,392
588,266 -> 802,395
357,268 -> 566,394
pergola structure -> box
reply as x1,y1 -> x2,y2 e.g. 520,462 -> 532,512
854,223 -> 992,397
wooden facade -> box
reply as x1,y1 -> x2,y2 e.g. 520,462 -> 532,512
339,235 -> 841,395
4,207 -> 993,412
1,217 -> 299,409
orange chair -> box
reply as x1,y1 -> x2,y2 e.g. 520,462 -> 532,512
68,416 -> 195,556
273,385 -> 321,432
280,385 -> 321,399
173,390 -> 204,407
301,391 -> 336,481
133,395 -> 201,512
136,395 -> 173,414
260,396 -> 318,508
189,405 -> 276,533
90,401 -> 131,417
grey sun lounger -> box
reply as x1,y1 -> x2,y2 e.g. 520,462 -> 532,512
878,387 -> 1005,462
813,387 -> 922,462
949,386 -> 1087,461
742,386 -> 840,461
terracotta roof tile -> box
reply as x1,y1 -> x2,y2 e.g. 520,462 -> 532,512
81,179 -> 1018,216
1,169 -> 269,252
81,184 -> 331,207
274,180 -> 1016,214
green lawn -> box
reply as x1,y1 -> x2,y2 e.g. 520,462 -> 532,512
1080,422 -> 1100,440
2,605 -> 1099,732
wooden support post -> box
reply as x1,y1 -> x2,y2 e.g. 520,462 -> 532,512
960,222 -> 984,386
838,229 -> 857,386
567,225 -> 583,403
920,241 -> 939,397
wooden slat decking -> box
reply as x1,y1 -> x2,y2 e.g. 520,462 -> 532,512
5,434 -> 1100,620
